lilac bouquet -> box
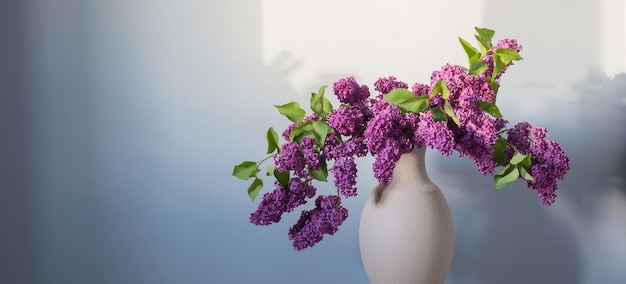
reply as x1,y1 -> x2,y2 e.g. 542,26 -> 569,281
233,28 -> 570,250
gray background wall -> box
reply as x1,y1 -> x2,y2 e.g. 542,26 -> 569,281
1,1 -> 624,283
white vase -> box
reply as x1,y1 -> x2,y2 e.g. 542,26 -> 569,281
359,146 -> 454,284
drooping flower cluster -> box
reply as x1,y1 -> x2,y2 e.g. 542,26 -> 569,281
415,111 -> 455,156
250,179 -> 316,226
237,29 -> 570,250
288,195 -> 348,251
506,122 -> 570,205
364,77 -> 420,185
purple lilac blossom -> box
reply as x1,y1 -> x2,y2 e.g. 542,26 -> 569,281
372,140 -> 406,185
325,136 -> 368,160
250,179 -> 316,226
374,76 -> 409,95
333,76 -> 370,105
324,136 -> 367,197
454,128 -> 498,175
412,83 -> 431,96
365,100 -> 405,153
300,137 -> 322,169
327,106 -> 368,137
526,127 -> 570,205
331,156 -> 358,197
494,118 -> 508,132
365,91 -> 419,184
274,142 -> 305,173
507,121 -> 532,154
288,195 -> 348,250
415,111 -> 455,156
430,64 -> 470,104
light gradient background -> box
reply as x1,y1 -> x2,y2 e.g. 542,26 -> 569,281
1,0 -> 625,283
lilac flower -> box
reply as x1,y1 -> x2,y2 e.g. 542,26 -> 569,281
326,136 -> 368,160
455,128 -> 498,175
332,156 -> 358,197
250,179 -> 316,225
324,136 -> 367,197
525,128 -> 570,205
494,118 -> 508,132
495,38 -> 522,52
412,83 -> 431,96
365,94 -> 418,184
507,121 -> 532,154
372,140 -> 405,185
430,64 -> 470,104
333,76 -> 370,105
288,195 -> 348,250
415,112 -> 455,156
274,142 -> 305,173
327,106 -> 369,137
364,101 -> 406,153
502,122 -> 570,205
323,131 -> 341,153
374,76 -> 409,95
300,137 -> 322,169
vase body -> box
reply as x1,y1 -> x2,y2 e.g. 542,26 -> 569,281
359,147 -> 454,284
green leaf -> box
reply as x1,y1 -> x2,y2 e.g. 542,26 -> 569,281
431,107 -> 448,123
266,127 -> 280,154
275,102 -> 306,122
310,85 -> 333,118
521,154 -> 532,167
289,120 -> 312,143
492,138 -> 507,166
492,49 -> 522,79
247,178 -> 263,201
468,60 -> 488,76
475,101 -> 503,118
309,166 -> 328,182
494,164 -> 520,190
384,88 -> 429,113
474,27 -> 495,52
519,164 -> 534,181
476,101 -> 491,110
459,37 -> 480,64
432,80 -> 451,100
492,53 -> 506,78
273,169 -> 290,192
495,48 -> 523,64
487,104 -> 502,118
444,100 -> 460,126
311,120 -> 330,147
288,120 -> 329,146
509,151 -> 528,165
233,161 -> 260,180
318,85 -> 327,96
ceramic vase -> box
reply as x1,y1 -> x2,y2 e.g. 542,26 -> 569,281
359,146 -> 454,284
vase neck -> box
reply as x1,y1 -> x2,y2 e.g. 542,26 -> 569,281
391,146 -> 430,184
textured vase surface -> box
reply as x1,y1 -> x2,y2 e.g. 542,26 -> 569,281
359,146 -> 454,284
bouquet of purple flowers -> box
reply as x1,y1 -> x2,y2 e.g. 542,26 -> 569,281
233,27 -> 570,250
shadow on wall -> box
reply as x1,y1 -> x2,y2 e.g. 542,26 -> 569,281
437,71 -> 626,284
